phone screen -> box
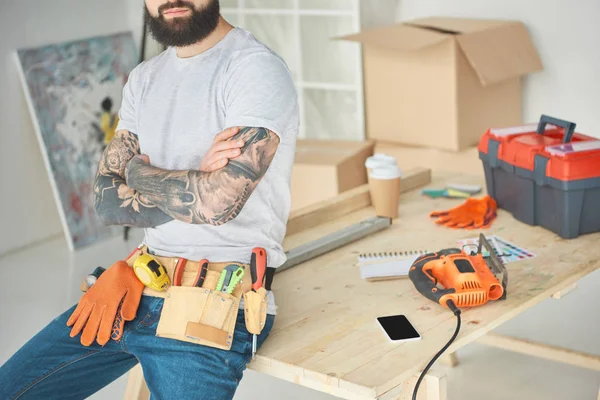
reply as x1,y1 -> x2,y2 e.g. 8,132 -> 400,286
377,315 -> 421,342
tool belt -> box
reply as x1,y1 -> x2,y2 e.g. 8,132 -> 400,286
125,246 -> 268,351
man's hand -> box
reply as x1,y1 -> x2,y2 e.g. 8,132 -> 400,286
199,127 -> 245,172
126,127 -> 280,226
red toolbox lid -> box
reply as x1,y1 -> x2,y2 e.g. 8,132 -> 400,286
543,141 -> 600,181
479,116 -> 600,181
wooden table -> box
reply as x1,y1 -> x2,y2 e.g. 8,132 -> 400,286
125,168 -> 600,400
246,170 -> 600,400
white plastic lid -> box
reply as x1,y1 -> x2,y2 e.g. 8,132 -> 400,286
365,153 -> 397,169
369,165 -> 403,179
490,123 -> 557,137
545,140 -> 600,157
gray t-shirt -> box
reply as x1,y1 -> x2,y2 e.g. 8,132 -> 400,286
116,28 -> 299,313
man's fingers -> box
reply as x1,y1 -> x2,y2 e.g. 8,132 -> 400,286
213,126 -> 240,143
209,141 -> 244,154
202,149 -> 241,171
206,158 -> 229,172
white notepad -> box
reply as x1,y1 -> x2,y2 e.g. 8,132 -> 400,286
358,251 -> 429,281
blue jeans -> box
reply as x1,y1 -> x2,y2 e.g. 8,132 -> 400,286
0,295 -> 275,400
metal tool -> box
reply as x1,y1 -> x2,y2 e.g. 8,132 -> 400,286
250,247 -> 267,358
223,267 -> 244,294
84,267 -> 106,289
173,258 -> 209,287
278,216 -> 391,273
216,264 -> 244,293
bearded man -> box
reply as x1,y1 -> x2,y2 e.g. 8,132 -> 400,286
0,1 -> 298,399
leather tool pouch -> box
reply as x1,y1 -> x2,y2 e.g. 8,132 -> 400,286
243,288 -> 268,335
155,263 -> 248,351
126,246 -> 270,351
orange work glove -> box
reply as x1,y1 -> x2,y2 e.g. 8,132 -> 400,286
430,195 -> 497,229
67,261 -> 144,346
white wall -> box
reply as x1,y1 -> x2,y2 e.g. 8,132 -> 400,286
396,0 -> 600,138
0,0 -> 151,256
394,0 -> 600,378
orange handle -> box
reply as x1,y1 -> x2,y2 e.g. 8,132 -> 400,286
251,247 -> 267,291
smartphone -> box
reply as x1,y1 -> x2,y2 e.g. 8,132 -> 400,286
377,314 -> 421,343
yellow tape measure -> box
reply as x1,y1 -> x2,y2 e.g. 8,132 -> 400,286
133,254 -> 170,291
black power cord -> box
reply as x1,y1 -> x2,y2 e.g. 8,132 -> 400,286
412,300 -> 462,400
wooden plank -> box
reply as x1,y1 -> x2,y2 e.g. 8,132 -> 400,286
248,356 -> 377,400
256,170 -> 600,398
380,369 -> 446,400
551,283 -> 578,299
286,167 -> 431,235
477,333 -> 600,371
124,364 -> 149,400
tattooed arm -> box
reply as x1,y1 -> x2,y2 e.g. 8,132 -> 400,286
125,127 -> 279,226
94,130 -> 173,227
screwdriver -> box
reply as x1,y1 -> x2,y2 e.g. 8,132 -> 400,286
250,247 -> 267,359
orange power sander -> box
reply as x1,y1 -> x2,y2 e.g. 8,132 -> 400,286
408,234 -> 508,400
409,233 -> 508,310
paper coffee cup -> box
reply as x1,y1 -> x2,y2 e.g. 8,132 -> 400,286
365,154 -> 397,184
365,153 -> 397,173
369,166 -> 402,219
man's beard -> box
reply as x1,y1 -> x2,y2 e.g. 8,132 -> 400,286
144,0 -> 220,47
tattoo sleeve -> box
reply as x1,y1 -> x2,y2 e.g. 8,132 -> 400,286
93,130 -> 173,227
126,127 -> 280,226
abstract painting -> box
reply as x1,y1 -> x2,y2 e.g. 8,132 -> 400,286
15,32 -> 138,250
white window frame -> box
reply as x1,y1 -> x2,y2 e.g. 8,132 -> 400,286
222,0 -> 365,140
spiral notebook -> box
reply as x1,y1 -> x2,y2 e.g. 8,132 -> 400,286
358,250 -> 429,281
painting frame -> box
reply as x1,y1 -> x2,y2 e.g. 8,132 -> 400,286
15,31 -> 139,251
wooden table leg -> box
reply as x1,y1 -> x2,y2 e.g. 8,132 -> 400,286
124,364 -> 150,400
423,370 -> 448,400
439,352 -> 458,368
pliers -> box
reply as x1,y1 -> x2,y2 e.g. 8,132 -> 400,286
173,258 -> 209,287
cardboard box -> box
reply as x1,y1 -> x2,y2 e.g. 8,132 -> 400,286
291,140 -> 375,210
341,17 -> 543,151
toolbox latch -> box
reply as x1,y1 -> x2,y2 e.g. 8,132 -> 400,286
533,155 -> 549,186
488,140 -> 501,168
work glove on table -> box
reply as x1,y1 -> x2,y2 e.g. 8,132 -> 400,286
67,261 -> 144,346
430,195 -> 497,229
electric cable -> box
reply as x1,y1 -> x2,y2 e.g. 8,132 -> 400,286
412,300 -> 461,400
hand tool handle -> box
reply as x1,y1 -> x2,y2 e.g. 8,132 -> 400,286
224,267 -> 245,294
194,260 -> 209,287
536,114 -> 576,144
251,247 -> 267,291
173,258 -> 187,287
409,253 -> 457,307
215,269 -> 229,292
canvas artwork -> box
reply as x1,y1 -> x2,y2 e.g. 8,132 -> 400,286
15,32 -> 138,250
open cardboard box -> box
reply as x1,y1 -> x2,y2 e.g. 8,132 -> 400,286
341,17 -> 544,151
290,140 -> 375,211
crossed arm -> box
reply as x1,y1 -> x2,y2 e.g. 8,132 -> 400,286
93,127 -> 279,227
